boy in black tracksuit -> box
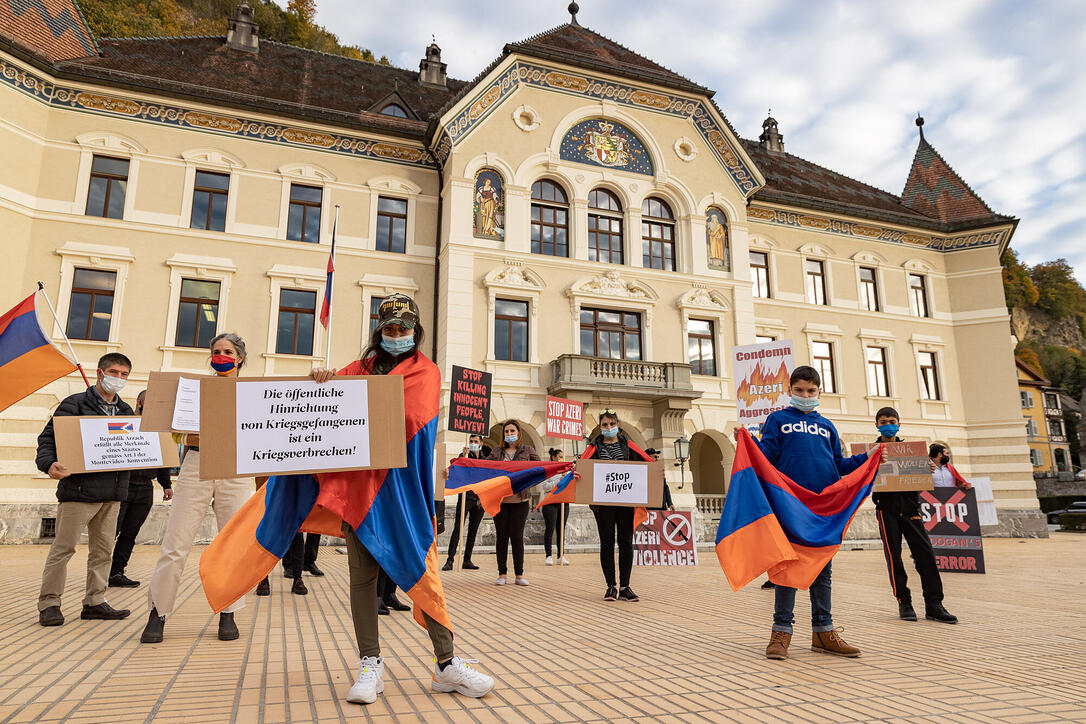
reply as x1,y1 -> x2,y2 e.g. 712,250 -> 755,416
872,407 -> 957,624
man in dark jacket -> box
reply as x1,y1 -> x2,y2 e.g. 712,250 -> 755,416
109,389 -> 173,588
442,434 -> 490,571
36,353 -> 135,626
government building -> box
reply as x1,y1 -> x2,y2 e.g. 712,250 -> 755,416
0,1 -> 1042,541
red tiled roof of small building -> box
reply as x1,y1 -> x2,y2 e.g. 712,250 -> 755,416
902,134 -> 997,223
0,0 -> 97,63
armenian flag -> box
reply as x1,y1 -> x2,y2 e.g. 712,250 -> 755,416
446,458 -> 573,515
0,293 -> 76,413
319,215 -> 336,329
535,439 -> 656,528
715,429 -> 882,591
107,421 -> 133,433
200,352 -> 452,630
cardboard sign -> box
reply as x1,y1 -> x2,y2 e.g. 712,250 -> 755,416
574,459 -> 664,507
447,366 -> 492,435
850,441 -> 932,492
545,396 -> 583,440
55,416 -> 180,474
197,375 -> 406,480
920,487 -> 985,574
141,371 -> 213,433
734,340 -> 794,426
634,510 -> 698,566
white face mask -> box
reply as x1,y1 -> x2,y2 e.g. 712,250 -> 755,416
99,374 -> 127,395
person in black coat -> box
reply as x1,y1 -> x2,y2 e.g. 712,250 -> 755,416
36,353 -> 135,627
443,434 -> 490,571
109,389 -> 173,587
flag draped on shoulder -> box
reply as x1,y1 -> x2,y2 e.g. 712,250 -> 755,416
715,429 -> 881,591
0,293 -> 76,413
446,458 -> 572,516
535,439 -> 656,528
200,352 -> 451,631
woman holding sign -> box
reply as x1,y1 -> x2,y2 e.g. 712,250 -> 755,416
141,333 -> 253,644
487,421 -> 539,585
590,410 -> 644,603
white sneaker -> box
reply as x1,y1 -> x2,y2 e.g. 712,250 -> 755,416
431,656 -> 494,697
560,557 -> 570,566
545,556 -> 554,566
495,576 -> 506,585
514,577 -> 529,586
346,656 -> 384,704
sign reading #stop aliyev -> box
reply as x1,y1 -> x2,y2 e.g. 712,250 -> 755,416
921,487 -> 986,574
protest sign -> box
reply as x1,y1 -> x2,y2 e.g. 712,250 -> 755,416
447,366 -> 492,435
634,510 -> 698,566
574,459 -> 664,507
545,396 -> 583,440
920,487 -> 985,574
969,476 -> 998,527
850,440 -> 931,492
197,376 -> 405,479
141,371 -> 212,433
55,416 -> 179,474
733,340 -> 794,426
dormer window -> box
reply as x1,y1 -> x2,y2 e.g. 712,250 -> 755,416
380,104 -> 408,118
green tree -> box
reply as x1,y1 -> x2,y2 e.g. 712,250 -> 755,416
1031,259 -> 1086,322
1001,248 -> 1039,309
1016,342 -> 1042,373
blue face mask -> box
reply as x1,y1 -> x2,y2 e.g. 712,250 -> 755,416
601,427 -> 619,439
878,423 -> 899,438
380,333 -> 415,355
504,434 -> 519,444
791,395 -> 819,412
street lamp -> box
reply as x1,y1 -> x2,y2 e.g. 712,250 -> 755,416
673,434 -> 691,489
572,435 -> 585,458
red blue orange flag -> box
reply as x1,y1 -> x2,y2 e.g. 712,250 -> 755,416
200,352 -> 452,631
319,216 -> 336,329
0,293 -> 76,413
446,458 -> 573,515
535,440 -> 656,528
715,429 -> 882,591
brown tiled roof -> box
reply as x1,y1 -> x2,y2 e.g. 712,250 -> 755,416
55,36 -> 468,138
902,136 -> 996,223
0,0 -> 96,63
505,22 -> 708,95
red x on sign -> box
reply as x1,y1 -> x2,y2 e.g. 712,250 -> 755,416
920,489 -> 969,532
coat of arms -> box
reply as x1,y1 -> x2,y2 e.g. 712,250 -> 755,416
580,121 -> 631,167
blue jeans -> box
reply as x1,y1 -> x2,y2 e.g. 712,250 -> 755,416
772,561 -> 833,633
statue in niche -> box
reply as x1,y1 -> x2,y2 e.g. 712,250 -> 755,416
473,169 -> 504,239
706,207 -> 731,271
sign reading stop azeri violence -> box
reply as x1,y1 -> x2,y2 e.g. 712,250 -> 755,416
733,340 -> 794,427
920,487 -> 986,574
634,510 -> 697,566
545,396 -> 583,440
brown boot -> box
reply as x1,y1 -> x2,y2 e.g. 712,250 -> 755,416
765,630 -> 791,660
811,628 -> 861,658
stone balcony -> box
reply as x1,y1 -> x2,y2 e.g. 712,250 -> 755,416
548,354 -> 702,401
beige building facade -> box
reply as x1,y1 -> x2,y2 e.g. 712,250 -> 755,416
0,2 -> 1042,541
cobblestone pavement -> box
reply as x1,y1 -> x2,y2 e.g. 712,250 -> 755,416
1,534 -> 1084,723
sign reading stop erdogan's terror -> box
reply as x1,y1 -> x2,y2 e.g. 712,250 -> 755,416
447,366 -> 492,436
920,487 -> 986,574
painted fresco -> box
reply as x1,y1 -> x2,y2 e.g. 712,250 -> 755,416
559,118 -> 653,175
473,168 -> 504,239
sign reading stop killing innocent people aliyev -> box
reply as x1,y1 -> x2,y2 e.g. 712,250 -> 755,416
733,340 -> 795,426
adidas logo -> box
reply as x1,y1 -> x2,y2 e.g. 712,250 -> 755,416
780,421 -> 831,439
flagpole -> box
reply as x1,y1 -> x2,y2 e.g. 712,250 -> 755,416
324,205 -> 339,365
36,281 -> 90,387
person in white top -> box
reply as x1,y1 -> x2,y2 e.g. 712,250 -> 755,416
929,444 -> 972,490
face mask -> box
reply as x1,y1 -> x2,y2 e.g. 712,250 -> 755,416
504,434 -> 519,444
878,423 -> 899,438
468,443 -> 481,453
941,454 -> 951,465
380,333 -> 415,355
791,395 -> 819,412
210,354 -> 237,375
602,427 -> 619,439
99,374 -> 127,395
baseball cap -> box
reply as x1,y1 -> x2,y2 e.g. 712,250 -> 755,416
376,293 -> 418,330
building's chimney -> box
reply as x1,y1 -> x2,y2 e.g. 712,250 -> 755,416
226,2 -> 259,52
759,112 -> 784,153
419,41 -> 447,88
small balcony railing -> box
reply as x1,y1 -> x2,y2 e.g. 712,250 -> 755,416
696,494 -> 726,517
548,354 -> 701,400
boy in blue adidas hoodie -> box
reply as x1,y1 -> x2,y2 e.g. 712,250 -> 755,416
753,365 -> 872,661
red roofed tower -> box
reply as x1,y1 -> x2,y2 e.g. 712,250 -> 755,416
901,115 -> 996,224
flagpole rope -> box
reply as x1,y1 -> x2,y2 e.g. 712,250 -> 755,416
35,281 -> 90,387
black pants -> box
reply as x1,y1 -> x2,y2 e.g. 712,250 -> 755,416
376,566 -> 398,601
876,508 -> 944,605
110,485 -> 153,577
446,494 -> 484,561
593,505 -> 634,588
284,533 -> 305,579
304,533 -> 321,566
542,503 -> 570,557
493,500 -> 530,576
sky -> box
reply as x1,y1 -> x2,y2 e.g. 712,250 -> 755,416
306,0 -> 1086,277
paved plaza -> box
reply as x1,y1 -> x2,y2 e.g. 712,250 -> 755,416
1,535 -> 1084,724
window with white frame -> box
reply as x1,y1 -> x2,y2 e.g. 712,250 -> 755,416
1029,448 -> 1042,466
287,184 -> 322,243
805,259 -> 827,305
66,268 -> 116,341
918,351 -> 941,400
1044,392 -> 1060,410
1020,390 -> 1032,408
811,341 -> 837,393
376,197 -> 408,253
859,266 -> 879,312
755,335 -> 776,343
580,308 -> 641,360
85,156 -> 129,219
174,279 -> 220,348
1026,419 -> 1038,437
190,171 -> 229,232
866,346 -> 890,397
687,319 -> 716,376
1048,418 -> 1064,437
750,251 -> 770,299
908,273 -> 929,317
494,299 -> 529,362
276,289 -> 317,355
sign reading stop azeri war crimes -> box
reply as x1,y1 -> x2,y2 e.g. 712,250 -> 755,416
733,340 -> 794,426
921,487 -> 986,574
447,366 -> 492,436
545,396 -> 583,440
634,510 -> 698,566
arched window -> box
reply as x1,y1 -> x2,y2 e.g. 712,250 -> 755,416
380,104 -> 408,118
588,188 -> 624,264
641,197 -> 675,270
530,180 -> 569,257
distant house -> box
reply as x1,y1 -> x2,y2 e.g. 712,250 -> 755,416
1016,357 -> 1072,476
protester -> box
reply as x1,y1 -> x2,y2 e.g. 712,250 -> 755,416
743,365 -> 877,660
281,533 -> 310,595
488,420 -> 538,585
872,408 -> 958,624
376,566 -> 411,615
303,533 -> 324,575
931,443 -> 973,490
309,293 -> 493,705
589,410 -> 643,602
141,333 -> 253,644
36,353 -> 135,626
108,389 -> 173,588
443,434 -> 489,571
541,449 -> 570,566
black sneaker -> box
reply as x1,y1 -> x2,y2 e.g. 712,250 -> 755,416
603,586 -> 618,601
255,578 -> 270,596
899,600 -> 918,621
81,602 -> 130,620
39,606 -> 64,627
462,560 -> 480,570
304,563 -> 324,576
442,560 -> 454,572
925,604 -> 958,624
618,587 -> 639,602
140,608 -> 165,643
218,612 -> 239,641
109,574 -> 140,588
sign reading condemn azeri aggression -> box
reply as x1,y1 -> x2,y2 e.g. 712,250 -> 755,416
545,396 -> 583,440
733,340 -> 794,426
634,510 -> 698,566
447,365 -> 492,435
